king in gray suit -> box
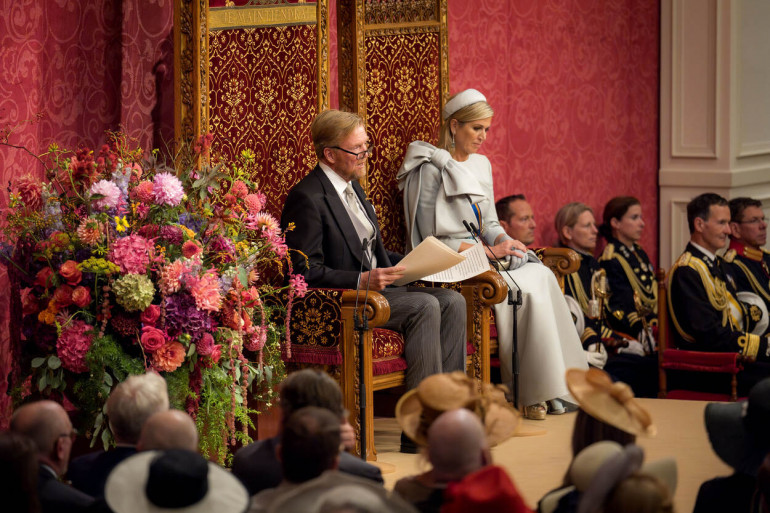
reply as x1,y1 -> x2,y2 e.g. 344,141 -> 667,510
280,110 -> 467,447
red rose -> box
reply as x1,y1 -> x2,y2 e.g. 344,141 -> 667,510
71,286 -> 91,308
140,305 -> 161,326
209,344 -> 222,364
59,260 -> 82,285
35,268 -> 54,289
140,326 -> 167,353
52,285 -> 74,308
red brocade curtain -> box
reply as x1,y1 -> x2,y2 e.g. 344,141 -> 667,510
0,0 -> 175,426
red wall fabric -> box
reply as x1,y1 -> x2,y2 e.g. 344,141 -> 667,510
447,0 -> 659,258
0,0 -> 174,425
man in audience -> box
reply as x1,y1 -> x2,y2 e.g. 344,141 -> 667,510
667,193 -> 769,375
495,194 -> 537,246
231,368 -> 383,495
137,409 -> 198,452
11,400 -> 94,513
249,406 -> 341,512
280,109 -> 466,453
725,197 -> 770,312
394,408 -> 492,511
67,372 -> 169,497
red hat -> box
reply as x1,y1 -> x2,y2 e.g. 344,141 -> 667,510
442,466 -> 533,513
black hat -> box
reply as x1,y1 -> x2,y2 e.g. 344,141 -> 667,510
705,377 -> 770,476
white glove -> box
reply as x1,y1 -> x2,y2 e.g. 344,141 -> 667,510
506,253 -> 528,271
638,328 -> 656,353
586,344 -> 608,369
618,339 -> 646,357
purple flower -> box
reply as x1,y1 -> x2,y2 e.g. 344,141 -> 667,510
164,292 -> 217,339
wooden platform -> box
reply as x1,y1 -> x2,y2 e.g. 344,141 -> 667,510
371,398 -> 732,513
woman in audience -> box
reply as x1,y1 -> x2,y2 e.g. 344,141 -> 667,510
565,368 -> 655,457
0,431 -> 41,513
398,88 -> 587,419
597,196 -> 658,349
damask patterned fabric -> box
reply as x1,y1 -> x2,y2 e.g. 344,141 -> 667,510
447,0 -> 659,258
208,24 -> 319,216
0,0 -> 174,426
364,33 -> 442,253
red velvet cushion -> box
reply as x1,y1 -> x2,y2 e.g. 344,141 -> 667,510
661,349 -> 743,373
372,328 -> 408,376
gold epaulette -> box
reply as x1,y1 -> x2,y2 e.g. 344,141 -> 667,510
601,243 -> 615,260
744,246 -> 764,262
723,249 -> 736,263
674,252 -> 692,268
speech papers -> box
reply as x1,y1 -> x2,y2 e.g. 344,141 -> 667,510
393,236 -> 489,286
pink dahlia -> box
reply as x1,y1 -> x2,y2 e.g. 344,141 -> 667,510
188,271 -> 221,312
152,172 -> 184,206
231,180 -> 248,199
14,175 -> 43,212
182,240 -> 202,259
109,234 -> 153,274
76,218 -> 105,246
151,341 -> 186,372
246,212 -> 280,237
243,193 -> 266,214
158,259 -> 193,295
89,179 -> 123,211
133,180 -> 155,203
56,320 -> 94,373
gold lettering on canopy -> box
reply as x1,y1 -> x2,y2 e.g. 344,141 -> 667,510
210,4 -> 317,30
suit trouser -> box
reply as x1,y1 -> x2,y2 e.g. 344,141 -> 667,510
379,286 -> 467,389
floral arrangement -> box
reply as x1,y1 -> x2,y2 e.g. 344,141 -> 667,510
1,131 -> 306,461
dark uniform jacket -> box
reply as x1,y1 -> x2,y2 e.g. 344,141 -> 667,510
668,242 -> 767,360
599,236 -> 658,338
724,238 -> 770,313
563,250 -> 622,350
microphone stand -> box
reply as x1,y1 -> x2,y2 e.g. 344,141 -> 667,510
464,221 -> 524,409
353,237 -> 375,460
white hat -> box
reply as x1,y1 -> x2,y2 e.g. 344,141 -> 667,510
104,450 -> 249,513
443,89 -> 487,119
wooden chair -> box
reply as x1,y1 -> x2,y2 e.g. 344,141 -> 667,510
284,270 -> 505,460
656,268 -> 745,401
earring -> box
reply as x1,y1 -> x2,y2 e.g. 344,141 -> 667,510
451,132 -> 455,148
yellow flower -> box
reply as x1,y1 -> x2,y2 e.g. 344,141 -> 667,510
114,216 -> 130,233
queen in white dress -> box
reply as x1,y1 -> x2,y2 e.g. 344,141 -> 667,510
397,89 -> 588,419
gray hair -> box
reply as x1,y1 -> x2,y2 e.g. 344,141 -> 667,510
107,372 -> 169,444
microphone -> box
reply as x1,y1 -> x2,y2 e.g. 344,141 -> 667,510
353,237 -> 370,325
353,235 -> 376,461
464,220 -> 524,409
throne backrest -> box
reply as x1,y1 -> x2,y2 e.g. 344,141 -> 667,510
337,0 -> 450,254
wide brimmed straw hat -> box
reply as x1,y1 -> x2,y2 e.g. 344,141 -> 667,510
566,368 -> 656,437
105,450 -> 249,513
395,371 -> 519,447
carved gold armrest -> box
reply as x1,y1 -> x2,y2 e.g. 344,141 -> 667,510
533,247 -> 580,292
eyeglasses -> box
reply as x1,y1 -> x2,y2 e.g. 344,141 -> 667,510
330,143 -> 374,160
737,216 -> 766,225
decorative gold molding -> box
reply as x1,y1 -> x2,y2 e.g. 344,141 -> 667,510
209,4 -> 317,30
